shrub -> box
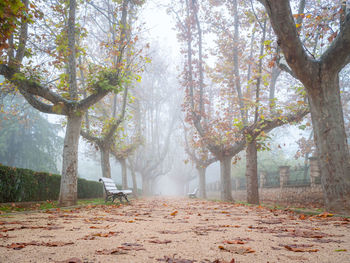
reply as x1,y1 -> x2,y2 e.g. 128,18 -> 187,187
0,164 -> 102,202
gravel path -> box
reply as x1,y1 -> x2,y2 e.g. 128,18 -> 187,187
0,197 -> 349,263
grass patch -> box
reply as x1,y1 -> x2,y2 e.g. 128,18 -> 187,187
0,198 -> 111,214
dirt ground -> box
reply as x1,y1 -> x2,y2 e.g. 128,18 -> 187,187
0,197 -> 349,263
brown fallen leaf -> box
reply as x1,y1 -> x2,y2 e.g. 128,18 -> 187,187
43,241 -> 74,247
149,239 -> 172,244
82,231 -> 120,239
218,245 -> 255,254
223,240 -> 245,245
118,243 -> 145,251
283,244 -> 319,252
6,243 -> 26,250
96,248 -> 127,255
299,214 -> 306,220
0,227 -> 16,232
159,230 -> 180,234
4,240 -> 73,249
212,259 -> 235,263
317,212 -> 334,218
55,257 -> 83,263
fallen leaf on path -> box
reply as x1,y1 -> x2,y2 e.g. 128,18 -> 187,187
170,211 -> 178,216
6,243 -> 26,250
218,245 -> 255,254
212,259 -> 235,263
283,244 -> 319,252
96,248 -> 128,255
316,212 -> 334,218
43,241 -> 74,247
0,227 -> 16,232
223,240 -> 245,245
299,214 -> 306,220
159,230 -> 180,234
82,231 -> 119,240
149,239 -> 172,244
335,249 -> 347,252
4,240 -> 74,249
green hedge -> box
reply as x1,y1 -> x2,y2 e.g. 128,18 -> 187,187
0,164 -> 103,202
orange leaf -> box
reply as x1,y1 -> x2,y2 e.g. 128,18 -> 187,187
170,211 -> 178,216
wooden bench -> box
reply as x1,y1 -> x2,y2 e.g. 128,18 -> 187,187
99,177 -> 132,203
188,188 -> 198,198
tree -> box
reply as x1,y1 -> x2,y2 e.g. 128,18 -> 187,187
173,0 -> 308,202
0,0 -> 132,206
111,133 -> 142,191
0,94 -> 62,173
258,0 -> 350,213
183,124 -> 216,199
80,0 -> 145,181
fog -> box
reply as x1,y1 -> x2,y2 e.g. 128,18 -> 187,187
2,0 -> 349,200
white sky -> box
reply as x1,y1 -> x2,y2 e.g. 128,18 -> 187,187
139,0 -> 180,59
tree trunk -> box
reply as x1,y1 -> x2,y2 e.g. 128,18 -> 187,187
120,158 -> 128,189
197,166 -> 207,199
303,152 -> 309,181
220,156 -> 234,202
245,140 -> 259,204
59,114 -> 83,206
100,145 -> 111,179
131,168 -> 138,197
142,174 -> 151,196
308,73 -> 350,213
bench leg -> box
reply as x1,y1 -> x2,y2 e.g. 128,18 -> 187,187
124,194 -> 129,203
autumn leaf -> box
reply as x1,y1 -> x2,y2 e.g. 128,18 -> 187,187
219,245 -> 255,254
317,212 -> 334,218
96,248 -> 127,255
283,244 -> 319,252
223,240 -> 245,245
149,239 -> 172,244
299,214 -> 306,220
43,241 -> 74,247
170,210 -> 178,216
6,243 -> 26,250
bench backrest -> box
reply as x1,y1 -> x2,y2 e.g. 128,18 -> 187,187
99,177 -> 118,193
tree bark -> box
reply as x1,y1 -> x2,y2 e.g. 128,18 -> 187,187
220,156 -> 234,202
308,73 -> 350,213
245,140 -> 259,204
197,166 -> 207,199
131,167 -> 138,197
59,114 -> 83,206
100,144 -> 111,179
120,158 -> 128,189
